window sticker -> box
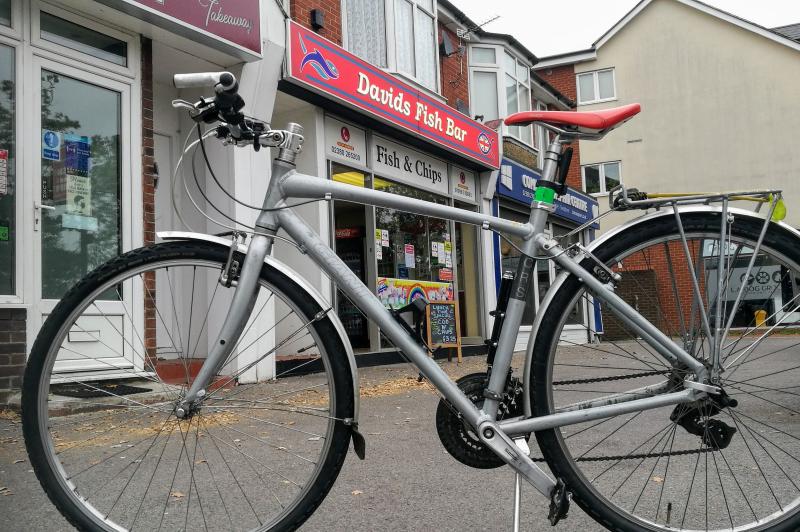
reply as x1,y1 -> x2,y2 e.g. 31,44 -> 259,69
0,223 -> 8,241
0,149 -> 7,195
404,244 -> 415,268
64,134 -> 92,176
42,130 -> 61,161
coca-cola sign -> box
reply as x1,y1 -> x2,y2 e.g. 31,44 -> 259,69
105,0 -> 261,55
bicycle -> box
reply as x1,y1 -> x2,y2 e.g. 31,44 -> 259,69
21,71 -> 800,531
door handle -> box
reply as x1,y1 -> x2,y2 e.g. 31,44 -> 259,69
34,200 -> 55,232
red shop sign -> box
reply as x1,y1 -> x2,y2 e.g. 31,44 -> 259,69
286,21 -> 500,169
107,0 -> 261,55
335,227 -> 362,239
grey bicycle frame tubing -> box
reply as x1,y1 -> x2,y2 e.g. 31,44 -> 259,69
275,168 -> 706,417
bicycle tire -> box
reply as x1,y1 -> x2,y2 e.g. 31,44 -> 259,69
22,241 -> 355,531
531,211 -> 800,531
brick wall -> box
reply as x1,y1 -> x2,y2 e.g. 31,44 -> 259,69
438,23 -> 468,113
141,37 -> 157,366
290,0 -> 342,45
601,240 -> 707,340
0,309 -> 25,403
535,64 -> 583,190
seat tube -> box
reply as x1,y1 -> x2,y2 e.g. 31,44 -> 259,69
483,137 -> 563,418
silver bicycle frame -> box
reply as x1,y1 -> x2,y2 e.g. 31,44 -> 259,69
181,131 -> 709,498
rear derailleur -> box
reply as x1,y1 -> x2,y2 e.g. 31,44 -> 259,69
670,389 -> 738,450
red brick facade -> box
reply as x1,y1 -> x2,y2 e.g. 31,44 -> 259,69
438,23 -> 468,113
141,37 -> 157,366
603,240 -> 706,339
535,64 -> 583,190
290,0 -> 343,45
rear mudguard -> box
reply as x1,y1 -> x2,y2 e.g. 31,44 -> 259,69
522,205 -> 800,417
157,231 -> 360,425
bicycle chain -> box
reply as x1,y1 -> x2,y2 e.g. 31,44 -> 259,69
537,370 -> 713,461
552,369 -> 671,386
529,448 -> 712,463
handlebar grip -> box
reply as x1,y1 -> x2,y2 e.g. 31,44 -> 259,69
173,72 -> 236,92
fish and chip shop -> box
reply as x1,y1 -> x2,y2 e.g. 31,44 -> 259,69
494,157 -> 602,347
275,21 -> 502,357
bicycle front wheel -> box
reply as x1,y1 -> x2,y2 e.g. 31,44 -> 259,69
531,211 -> 800,531
22,241 -> 355,531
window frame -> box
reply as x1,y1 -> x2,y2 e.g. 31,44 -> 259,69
0,0 -> 21,39
576,68 -> 617,105
467,43 -> 534,148
31,1 -> 138,79
0,34 -> 22,303
341,0 -> 441,95
582,160 -> 622,196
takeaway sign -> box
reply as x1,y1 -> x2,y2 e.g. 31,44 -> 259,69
100,0 -> 261,56
286,21 -> 500,169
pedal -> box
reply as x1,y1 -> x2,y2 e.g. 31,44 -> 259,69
548,479 -> 571,526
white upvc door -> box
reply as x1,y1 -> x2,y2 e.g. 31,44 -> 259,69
28,55 -> 141,376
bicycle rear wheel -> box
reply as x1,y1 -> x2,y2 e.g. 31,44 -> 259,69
531,211 -> 800,531
22,241 -> 355,531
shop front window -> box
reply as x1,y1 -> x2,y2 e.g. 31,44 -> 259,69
553,224 -> 584,325
0,44 -> 14,295
375,178 -> 450,284
455,202 -> 482,340
40,71 -> 122,300
499,206 -> 537,325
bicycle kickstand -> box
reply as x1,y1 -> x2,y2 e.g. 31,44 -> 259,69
512,437 -> 530,532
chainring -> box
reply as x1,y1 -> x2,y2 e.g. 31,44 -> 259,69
435,372 -> 526,469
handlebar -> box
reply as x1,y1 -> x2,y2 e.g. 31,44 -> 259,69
173,71 -> 237,92
171,71 -> 305,157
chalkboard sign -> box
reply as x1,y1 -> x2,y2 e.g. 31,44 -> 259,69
425,301 -> 462,362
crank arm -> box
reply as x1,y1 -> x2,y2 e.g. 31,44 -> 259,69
478,421 -> 557,497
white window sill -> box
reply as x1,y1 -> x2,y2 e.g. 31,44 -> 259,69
388,70 -> 446,104
577,97 -> 618,106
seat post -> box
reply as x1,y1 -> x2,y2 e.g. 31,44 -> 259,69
540,134 -> 564,184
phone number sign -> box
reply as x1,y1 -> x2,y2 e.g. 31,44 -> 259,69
286,22 -> 500,169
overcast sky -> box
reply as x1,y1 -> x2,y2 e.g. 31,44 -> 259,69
453,0 -> 800,57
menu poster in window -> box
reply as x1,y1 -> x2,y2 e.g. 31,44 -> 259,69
426,301 -> 462,362
436,242 -> 445,263
381,229 -> 389,247
444,241 -> 453,267
404,244 -> 415,268
0,149 -> 7,195
439,268 -> 453,282
66,175 -> 92,217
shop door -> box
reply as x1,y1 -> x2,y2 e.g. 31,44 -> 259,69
31,59 -> 137,375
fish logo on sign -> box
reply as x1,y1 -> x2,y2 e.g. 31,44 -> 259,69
340,127 -> 350,142
477,132 -> 493,155
299,35 -> 339,80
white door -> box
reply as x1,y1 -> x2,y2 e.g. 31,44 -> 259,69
31,57 -> 140,376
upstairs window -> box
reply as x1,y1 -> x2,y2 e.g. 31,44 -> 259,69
582,161 -> 621,195
469,46 -> 533,147
345,0 -> 388,68
344,0 -> 438,92
577,68 -> 616,105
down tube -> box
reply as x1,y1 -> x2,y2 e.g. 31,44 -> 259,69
275,208 -> 485,427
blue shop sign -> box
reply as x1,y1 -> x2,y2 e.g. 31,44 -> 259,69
497,158 -> 599,229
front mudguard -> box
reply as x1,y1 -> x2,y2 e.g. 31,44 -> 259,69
157,231 -> 361,426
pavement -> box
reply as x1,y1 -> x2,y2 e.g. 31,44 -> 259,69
0,354 -> 601,531
1,340 -> 797,531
